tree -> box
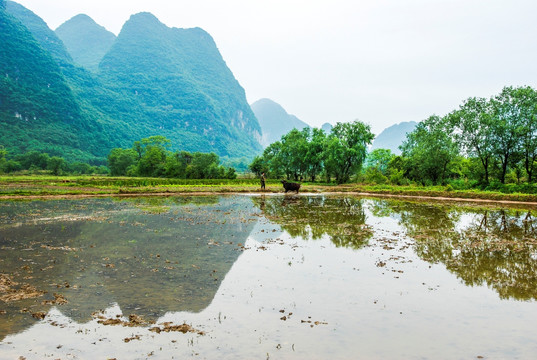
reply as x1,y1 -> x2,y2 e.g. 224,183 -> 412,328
137,146 -> 167,177
225,167 -> 237,179
164,151 -> 191,178
490,87 -> 527,184
249,155 -> 267,177
449,97 -> 495,184
400,115 -> 458,185
324,121 -> 374,184
279,128 -> 309,180
305,128 -> 326,182
262,141 -> 285,179
108,148 -> 137,176
186,152 -> 222,179
511,86 -> 537,182
365,148 -> 394,175
47,156 -> 65,176
0,146 -> 6,172
14,151 -> 50,170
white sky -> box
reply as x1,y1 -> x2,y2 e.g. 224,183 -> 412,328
13,0 -> 537,135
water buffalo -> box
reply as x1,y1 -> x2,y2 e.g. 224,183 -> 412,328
281,180 -> 301,193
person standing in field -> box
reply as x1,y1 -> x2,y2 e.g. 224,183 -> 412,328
260,172 -> 266,190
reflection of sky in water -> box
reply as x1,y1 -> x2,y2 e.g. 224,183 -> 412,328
1,196 -> 537,359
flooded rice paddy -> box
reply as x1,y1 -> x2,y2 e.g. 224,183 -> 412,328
0,194 -> 537,359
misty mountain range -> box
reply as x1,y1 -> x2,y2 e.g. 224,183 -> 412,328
1,0 -> 412,164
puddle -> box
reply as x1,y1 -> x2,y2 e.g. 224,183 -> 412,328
0,195 -> 536,359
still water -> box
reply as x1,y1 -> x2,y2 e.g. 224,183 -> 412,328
0,195 -> 536,359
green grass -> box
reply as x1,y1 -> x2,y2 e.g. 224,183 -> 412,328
1,175 -> 537,203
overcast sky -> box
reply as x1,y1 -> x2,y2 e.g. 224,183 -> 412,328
13,0 -> 537,135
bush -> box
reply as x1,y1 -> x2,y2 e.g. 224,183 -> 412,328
364,167 -> 388,184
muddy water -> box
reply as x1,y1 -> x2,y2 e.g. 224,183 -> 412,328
0,195 -> 536,359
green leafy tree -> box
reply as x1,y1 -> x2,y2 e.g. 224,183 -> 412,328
19,151 -> 50,170
2,160 -> 22,173
186,152 -> 222,179
278,128 -> 309,180
0,146 -> 6,172
164,151 -> 191,178
365,148 -> 394,175
262,141 -> 285,179
305,128 -> 326,182
69,162 -> 94,174
249,155 -> 268,177
448,97 -> 495,184
224,167 -> 237,179
400,115 -> 458,185
137,146 -> 167,177
510,86 -> 537,182
47,156 -> 65,176
108,148 -> 137,176
490,87 -> 528,184
324,121 -> 374,184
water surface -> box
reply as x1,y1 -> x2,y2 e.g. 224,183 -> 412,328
0,195 -> 536,359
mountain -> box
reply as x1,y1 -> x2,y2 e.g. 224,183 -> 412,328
371,121 -> 418,155
0,4 -> 109,162
250,98 -> 310,147
97,12 -> 262,158
4,1 -> 72,65
321,122 -> 333,134
55,14 -> 116,72
2,3 -> 263,162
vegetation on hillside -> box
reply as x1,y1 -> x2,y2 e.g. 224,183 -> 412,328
0,6 -> 110,163
55,14 -> 116,72
1,3 -> 262,164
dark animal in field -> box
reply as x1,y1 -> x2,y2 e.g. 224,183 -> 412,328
281,180 -> 301,193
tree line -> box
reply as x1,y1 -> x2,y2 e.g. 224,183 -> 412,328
0,136 -> 237,179
252,86 -> 537,188
384,86 -> 537,187
108,136 -> 237,179
0,146 -> 108,175
249,121 -> 374,184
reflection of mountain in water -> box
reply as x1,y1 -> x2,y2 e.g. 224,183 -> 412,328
252,195 -> 373,249
0,196 -> 257,340
371,200 -> 537,300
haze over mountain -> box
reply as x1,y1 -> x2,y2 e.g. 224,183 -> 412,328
1,2 -> 262,163
4,0 -> 71,64
371,121 -> 418,155
0,3 -> 110,160
251,98 -> 310,147
321,122 -> 333,134
55,14 -> 116,72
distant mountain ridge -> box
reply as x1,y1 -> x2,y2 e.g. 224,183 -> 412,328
56,14 -> 116,72
371,121 -> 417,155
251,98 -> 310,147
1,2 -> 262,162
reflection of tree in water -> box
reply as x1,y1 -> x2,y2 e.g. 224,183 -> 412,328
252,196 -> 373,249
371,200 -> 537,300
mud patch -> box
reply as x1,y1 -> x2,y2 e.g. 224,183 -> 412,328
0,274 -> 46,302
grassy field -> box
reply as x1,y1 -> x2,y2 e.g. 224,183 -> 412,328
1,175 -> 537,204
